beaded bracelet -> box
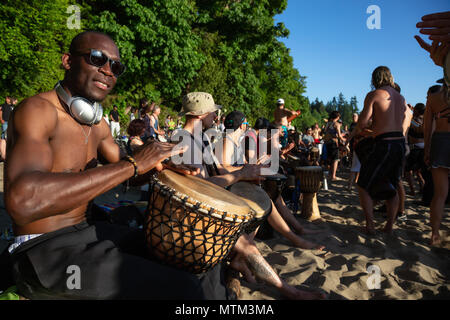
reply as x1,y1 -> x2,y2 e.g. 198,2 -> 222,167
123,155 -> 139,178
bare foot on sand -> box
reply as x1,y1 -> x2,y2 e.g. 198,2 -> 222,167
382,223 -> 394,235
430,233 -> 441,247
362,226 -> 377,235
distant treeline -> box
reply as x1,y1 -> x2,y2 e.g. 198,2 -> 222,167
0,0 -> 358,131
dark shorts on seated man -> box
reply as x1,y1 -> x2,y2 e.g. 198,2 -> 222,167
9,221 -> 230,300
357,132 -> 406,200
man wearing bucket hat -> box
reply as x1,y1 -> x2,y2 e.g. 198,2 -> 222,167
172,92 -> 326,300
173,92 -> 262,185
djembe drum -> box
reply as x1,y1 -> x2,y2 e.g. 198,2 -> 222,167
146,170 -> 253,274
284,154 -> 301,190
295,166 -> 323,221
261,173 -> 287,201
229,182 -> 272,235
310,147 -> 320,164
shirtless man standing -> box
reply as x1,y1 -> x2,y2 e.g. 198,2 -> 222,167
273,98 -> 300,148
356,66 -> 410,235
4,31 -> 226,299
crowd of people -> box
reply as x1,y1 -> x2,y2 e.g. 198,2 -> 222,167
0,10 -> 448,301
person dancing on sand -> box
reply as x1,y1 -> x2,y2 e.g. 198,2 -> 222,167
356,66 -> 410,235
415,10 -> 450,246
323,111 -> 346,181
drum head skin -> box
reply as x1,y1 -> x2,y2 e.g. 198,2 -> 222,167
157,170 -> 252,217
229,182 -> 272,218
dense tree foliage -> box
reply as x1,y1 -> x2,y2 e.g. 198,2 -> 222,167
0,0 -> 78,99
0,0 -> 359,133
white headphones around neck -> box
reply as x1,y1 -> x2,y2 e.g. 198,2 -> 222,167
55,81 -> 103,125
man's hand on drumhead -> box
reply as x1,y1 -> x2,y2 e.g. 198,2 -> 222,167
162,161 -> 201,176
133,140 -> 188,175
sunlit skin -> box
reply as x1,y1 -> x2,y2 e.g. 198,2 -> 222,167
4,33 -> 188,236
357,85 -> 411,235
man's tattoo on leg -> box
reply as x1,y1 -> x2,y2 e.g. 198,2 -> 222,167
246,253 -> 280,284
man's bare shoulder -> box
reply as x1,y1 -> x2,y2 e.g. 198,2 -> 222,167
12,91 -> 59,130
15,91 -> 59,118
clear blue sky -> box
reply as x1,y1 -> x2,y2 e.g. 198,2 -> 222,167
274,0 -> 449,112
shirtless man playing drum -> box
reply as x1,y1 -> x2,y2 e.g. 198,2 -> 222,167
356,66 -> 411,235
4,31 -> 227,299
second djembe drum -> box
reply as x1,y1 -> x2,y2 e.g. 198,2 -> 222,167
294,166 -> 323,221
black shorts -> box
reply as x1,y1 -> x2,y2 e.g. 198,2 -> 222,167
405,147 -> 425,172
325,141 -> 339,161
430,132 -> 450,169
357,132 -> 406,200
9,221 -> 229,300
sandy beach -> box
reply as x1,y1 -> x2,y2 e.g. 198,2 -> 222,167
1,163 -> 449,300
239,172 -> 450,300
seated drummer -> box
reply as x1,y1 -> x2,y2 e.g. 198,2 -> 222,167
218,111 -> 324,250
4,31 -> 229,300
171,95 -> 325,300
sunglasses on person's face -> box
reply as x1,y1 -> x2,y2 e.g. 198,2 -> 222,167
75,49 -> 126,77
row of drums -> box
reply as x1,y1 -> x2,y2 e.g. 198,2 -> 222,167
145,165 -> 324,274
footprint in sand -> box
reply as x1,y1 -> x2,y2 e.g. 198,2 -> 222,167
325,256 -> 348,271
266,252 -> 288,266
302,271 -> 326,287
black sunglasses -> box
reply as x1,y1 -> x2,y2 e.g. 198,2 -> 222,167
75,49 -> 126,77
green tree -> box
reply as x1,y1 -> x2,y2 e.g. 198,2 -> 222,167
81,0 -> 205,110
0,0 -> 79,101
